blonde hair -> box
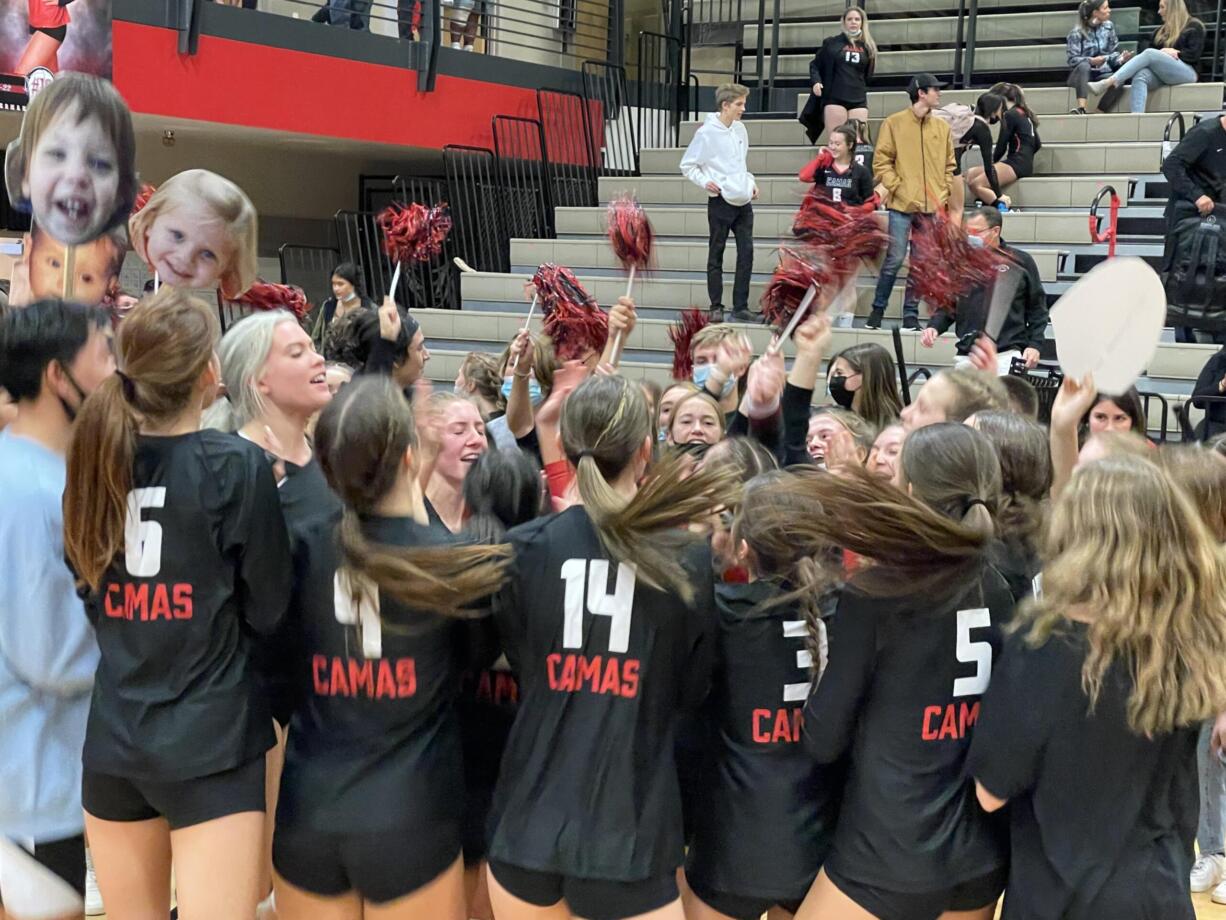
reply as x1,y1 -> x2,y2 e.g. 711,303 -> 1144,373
561,375 -> 738,600
811,406 -> 877,456
669,389 -> 727,442
129,169 -> 258,300
1155,445 -> 1226,542
1017,455 -> 1226,735
843,5 -> 878,62
690,322 -> 740,356
1156,0 -> 1198,48
715,83 -> 750,111
938,367 -> 1011,421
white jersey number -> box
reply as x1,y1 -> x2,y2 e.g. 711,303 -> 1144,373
783,619 -> 818,701
334,569 -> 383,658
845,50 -> 861,63
124,487 -> 166,577
953,607 -> 992,697
560,559 -> 637,654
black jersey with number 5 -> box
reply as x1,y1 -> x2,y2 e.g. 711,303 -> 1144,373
81,431 -> 292,782
277,515 -> 468,837
488,506 -> 717,881
804,566 -> 1013,892
685,581 -> 843,904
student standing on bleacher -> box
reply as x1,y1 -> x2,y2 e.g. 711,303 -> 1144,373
867,73 -> 955,331
681,83 -> 761,324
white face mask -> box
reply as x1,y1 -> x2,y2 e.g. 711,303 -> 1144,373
846,27 -> 862,36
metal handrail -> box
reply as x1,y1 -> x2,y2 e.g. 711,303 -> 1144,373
1088,185 -> 1121,259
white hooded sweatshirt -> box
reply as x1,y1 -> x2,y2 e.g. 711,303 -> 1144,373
679,112 -> 756,207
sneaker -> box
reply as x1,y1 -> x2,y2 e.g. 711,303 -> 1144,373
864,309 -> 884,329
1069,106 -> 1088,115
85,849 -> 104,916
730,308 -> 763,324
1212,875 -> 1226,904
902,318 -> 920,331
708,305 -> 726,323
1086,78 -> 1112,95
1192,853 -> 1225,892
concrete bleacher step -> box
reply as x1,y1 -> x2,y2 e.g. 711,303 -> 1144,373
763,42 -> 1124,79
641,141 -> 1161,175
554,206 -> 1098,246
682,112 -> 1176,146
743,8 -> 1140,50
600,174 -> 1132,209
510,237 -> 1065,281
791,83 -> 1226,118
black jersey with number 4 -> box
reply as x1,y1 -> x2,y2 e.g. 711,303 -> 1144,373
277,515 -> 469,837
81,431 -> 292,782
804,566 -> 1013,892
489,506 -> 716,881
969,624 -> 1198,920
685,581 -> 842,903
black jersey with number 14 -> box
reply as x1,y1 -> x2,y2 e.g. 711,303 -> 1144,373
488,506 -> 717,882
80,431 -> 292,782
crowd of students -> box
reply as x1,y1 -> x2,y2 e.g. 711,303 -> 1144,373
2,275 -> 1226,920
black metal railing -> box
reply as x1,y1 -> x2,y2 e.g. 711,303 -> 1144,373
536,87 -> 601,208
638,31 -> 685,151
444,144 -> 511,273
583,60 -> 638,174
333,209 -> 393,303
392,175 -> 457,310
279,243 -> 342,312
493,115 -> 554,239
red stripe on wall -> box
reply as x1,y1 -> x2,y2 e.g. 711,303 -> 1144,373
111,21 -> 543,149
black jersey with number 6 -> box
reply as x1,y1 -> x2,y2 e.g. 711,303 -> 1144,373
81,431 -> 292,782
488,506 -> 717,882
685,581 -> 843,904
277,515 -> 468,837
804,566 -> 1013,892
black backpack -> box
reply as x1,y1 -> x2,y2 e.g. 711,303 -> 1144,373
1165,215 -> 1226,331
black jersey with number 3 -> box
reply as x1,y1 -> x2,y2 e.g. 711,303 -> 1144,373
804,567 -> 1013,892
277,515 -> 468,837
81,431 -> 292,782
685,581 -> 842,904
488,506 -> 716,882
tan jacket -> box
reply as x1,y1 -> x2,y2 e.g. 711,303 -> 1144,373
873,106 -> 956,214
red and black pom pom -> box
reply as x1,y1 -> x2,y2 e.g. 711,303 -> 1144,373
607,194 -> 655,272
792,198 -> 887,284
908,213 -> 1010,310
377,202 -> 453,264
234,281 -> 311,319
533,263 -> 608,361
132,183 -> 157,215
760,247 -> 828,330
667,308 -> 712,381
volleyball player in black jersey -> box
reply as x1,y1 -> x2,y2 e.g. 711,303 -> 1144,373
772,423 -> 1015,920
485,374 -> 738,920
684,472 -> 842,920
970,455 -> 1226,920
63,289 -> 294,919
270,376 -> 509,919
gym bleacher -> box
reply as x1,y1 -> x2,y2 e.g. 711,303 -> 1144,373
384,0 -> 1224,442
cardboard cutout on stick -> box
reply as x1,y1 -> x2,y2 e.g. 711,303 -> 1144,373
129,170 -> 259,299
4,71 -> 135,248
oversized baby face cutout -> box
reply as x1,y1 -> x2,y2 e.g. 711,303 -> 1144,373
1050,257 -> 1166,394
4,72 -> 136,248
129,169 -> 259,300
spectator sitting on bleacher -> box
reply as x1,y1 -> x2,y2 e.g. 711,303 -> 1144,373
845,118 -> 875,173
680,82 -> 760,324
965,83 -> 1041,210
798,6 -> 877,145
868,73 -> 955,331
1087,0 -> 1204,113
920,206 -> 1048,374
942,92 -> 1006,222
1066,0 -> 1131,114
1192,344 -> 1226,439
312,0 -> 370,29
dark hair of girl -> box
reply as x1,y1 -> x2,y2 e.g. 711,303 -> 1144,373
462,448 -> 545,543
314,376 -> 509,615
974,92 -> 1007,121
1077,0 -> 1109,32
331,261 -> 364,297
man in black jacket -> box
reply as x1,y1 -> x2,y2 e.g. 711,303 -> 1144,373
1162,113 -> 1226,344
919,207 -> 1048,373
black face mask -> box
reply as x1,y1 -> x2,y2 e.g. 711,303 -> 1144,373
56,364 -> 88,422
828,375 -> 855,409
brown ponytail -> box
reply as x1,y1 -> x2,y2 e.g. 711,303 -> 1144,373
64,289 -> 219,591
562,375 -> 739,602
314,376 -> 508,617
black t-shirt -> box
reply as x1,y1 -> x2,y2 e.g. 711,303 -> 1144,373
988,538 -> 1041,608
969,624 -> 1198,920
804,567 -> 1013,891
488,506 -> 717,881
278,515 -> 468,835
685,581 -> 842,902
807,161 -> 875,207
957,119 -> 1000,194
813,34 -> 873,105
853,142 -> 874,175
81,431 -> 292,781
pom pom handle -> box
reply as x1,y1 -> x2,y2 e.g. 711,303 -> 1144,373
768,283 -> 818,355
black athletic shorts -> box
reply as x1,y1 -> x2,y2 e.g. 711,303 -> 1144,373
0,834 -> 85,911
686,873 -> 805,920
828,97 -> 868,111
488,861 -> 679,920
82,756 -> 265,831
29,24 -> 68,41
275,824 -> 461,904
827,865 -> 1007,920
1002,153 -> 1035,180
